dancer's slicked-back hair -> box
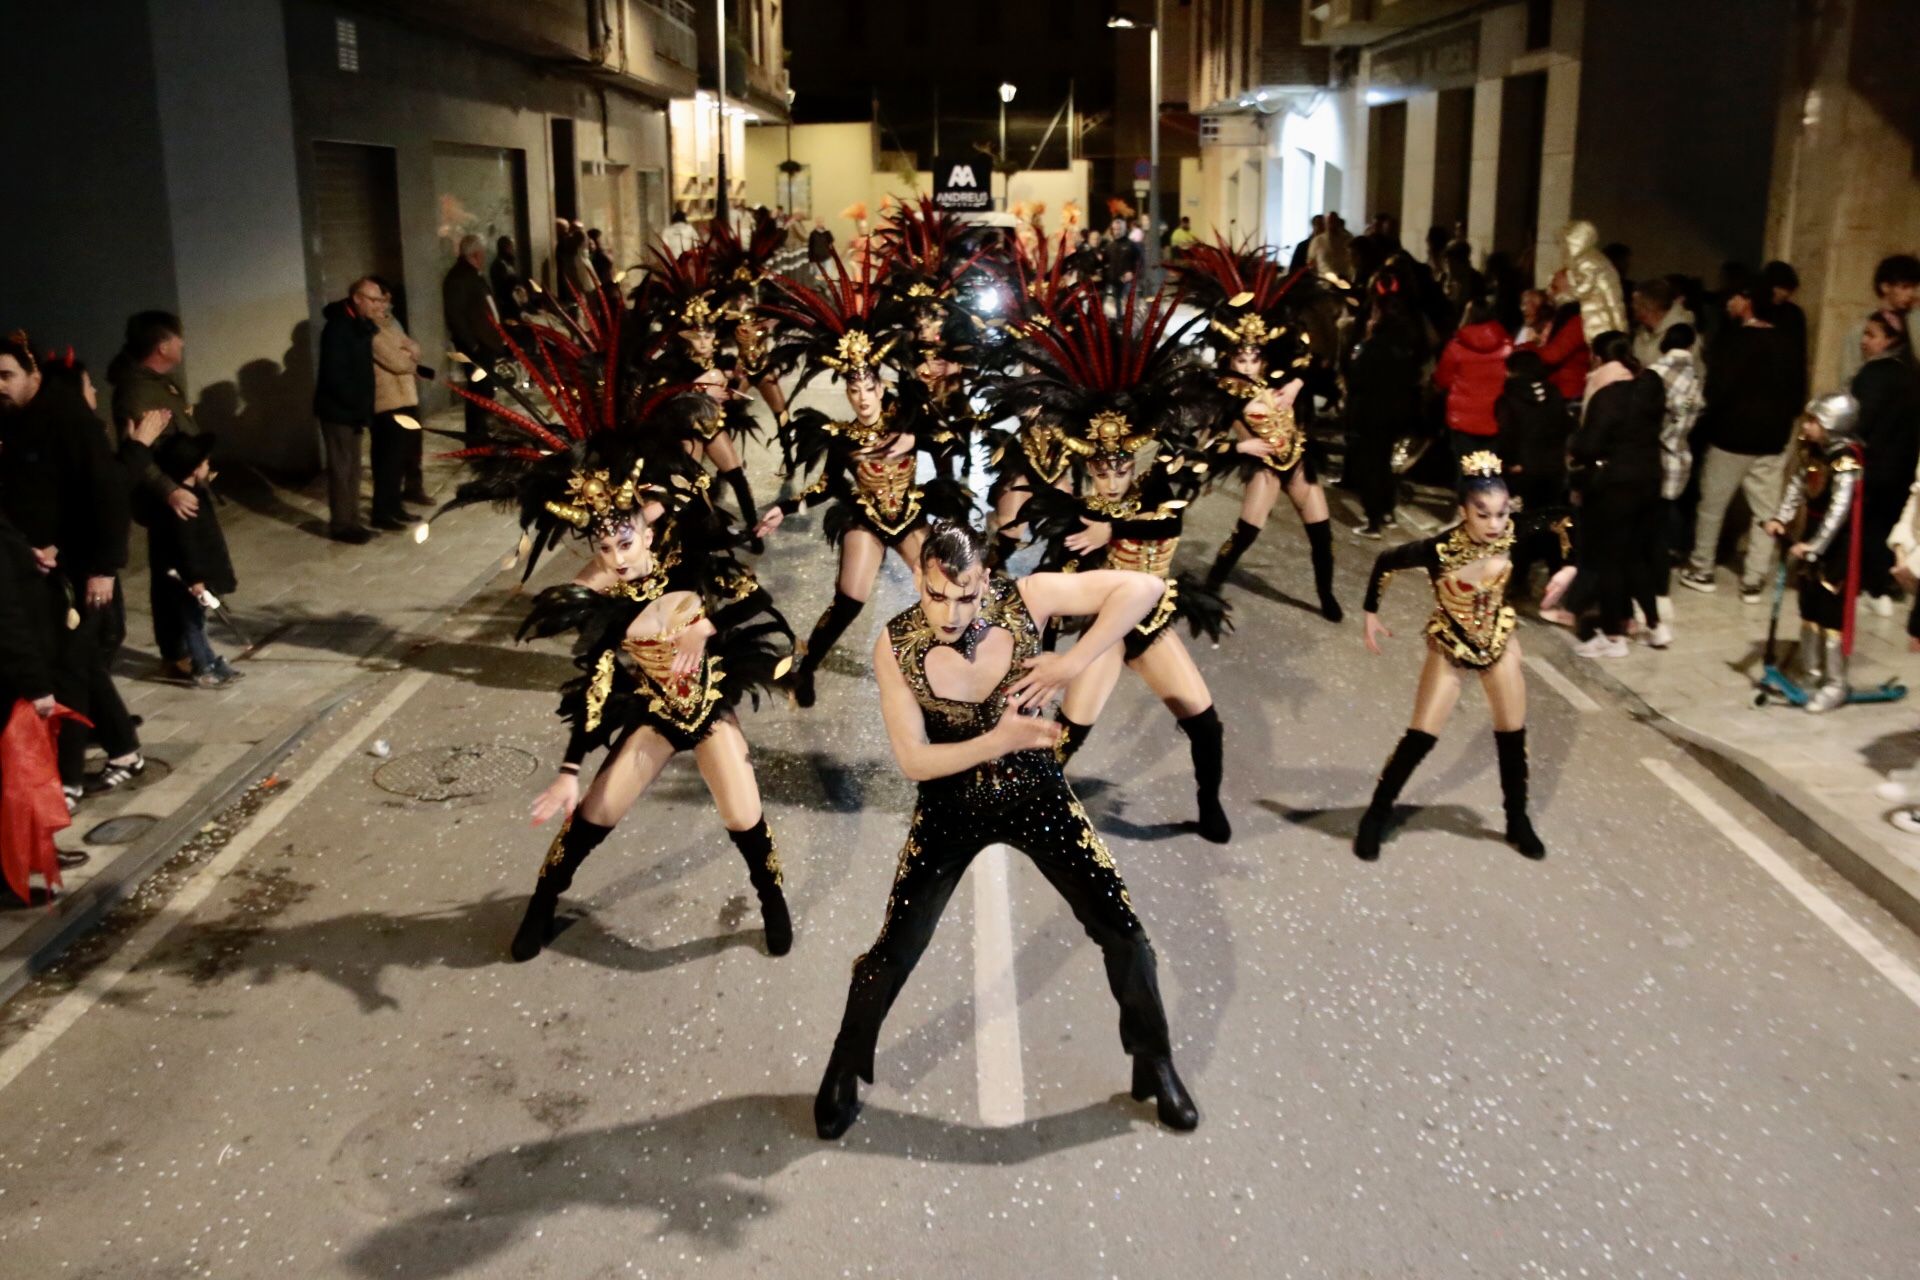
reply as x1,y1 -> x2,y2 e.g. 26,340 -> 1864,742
920,519 -> 986,580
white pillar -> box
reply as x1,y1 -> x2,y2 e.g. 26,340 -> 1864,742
1400,90 -> 1439,248
1534,59 -> 1581,287
1466,77 -> 1502,264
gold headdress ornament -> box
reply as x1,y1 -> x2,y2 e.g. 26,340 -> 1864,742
820,328 -> 902,375
905,281 -> 938,299
545,456 -> 649,530
1209,310 -> 1283,349
1459,450 -> 1504,480
678,294 -> 717,331
1062,409 -> 1156,459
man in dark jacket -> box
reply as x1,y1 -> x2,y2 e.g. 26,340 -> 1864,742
442,235 -> 506,447
313,278 -> 382,543
490,236 -> 524,323
1345,313 -> 1424,537
0,511 -> 56,717
1679,284 -> 1800,601
0,335 -> 142,807
1854,314 -> 1920,605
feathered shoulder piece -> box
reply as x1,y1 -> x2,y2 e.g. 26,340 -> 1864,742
761,248 -> 913,393
987,286 -> 1208,459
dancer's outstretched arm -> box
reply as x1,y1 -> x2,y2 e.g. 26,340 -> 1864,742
1012,570 -> 1164,706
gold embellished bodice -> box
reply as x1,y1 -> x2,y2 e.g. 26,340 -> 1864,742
854,451 -> 919,530
888,575 -> 1039,737
617,606 -> 722,731
1239,391 -> 1305,473
886,575 -> 1058,807
1086,490 -> 1179,579
1426,526 -> 1516,668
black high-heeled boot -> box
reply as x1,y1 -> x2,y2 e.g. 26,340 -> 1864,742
1176,706 -> 1230,844
814,1051 -> 862,1139
719,467 -> 762,551
1353,730 -> 1436,861
510,814 -> 614,961
791,591 -> 864,708
1206,519 -> 1261,590
1495,728 -> 1546,858
1130,1055 -> 1201,1131
728,818 -> 792,954
1055,712 -> 1094,765
1306,519 -> 1343,622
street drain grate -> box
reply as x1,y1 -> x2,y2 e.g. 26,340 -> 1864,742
373,744 -> 539,801
84,814 -> 160,846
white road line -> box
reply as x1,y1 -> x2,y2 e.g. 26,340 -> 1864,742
0,672 -> 433,1093
1524,652 -> 1602,712
972,844 -> 1026,1126
1644,757 -> 1920,1012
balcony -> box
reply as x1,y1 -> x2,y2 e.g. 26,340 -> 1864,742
1300,0 -> 1483,47
643,0 -> 698,68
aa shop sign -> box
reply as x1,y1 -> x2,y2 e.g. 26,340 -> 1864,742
933,157 -> 992,212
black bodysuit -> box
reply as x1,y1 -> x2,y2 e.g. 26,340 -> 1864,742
825,573 -> 1175,1082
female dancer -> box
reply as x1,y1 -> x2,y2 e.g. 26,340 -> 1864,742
509,444 -> 792,960
997,288 -> 1233,842
1354,452 -> 1572,861
636,241 -> 763,533
814,521 -> 1200,1137
1180,243 -> 1344,621
756,253 -> 972,708
432,299 -> 793,961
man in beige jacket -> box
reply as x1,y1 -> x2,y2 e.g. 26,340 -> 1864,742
369,282 -> 426,528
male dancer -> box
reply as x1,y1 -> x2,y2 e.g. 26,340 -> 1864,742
814,521 -> 1201,1138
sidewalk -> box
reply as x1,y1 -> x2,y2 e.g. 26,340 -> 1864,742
1529,560 -> 1920,931
0,409 -> 517,998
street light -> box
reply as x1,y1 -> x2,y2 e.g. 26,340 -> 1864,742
1108,6 -> 1162,287
998,82 -> 1017,211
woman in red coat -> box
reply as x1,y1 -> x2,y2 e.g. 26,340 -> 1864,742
1525,277 -> 1591,405
1435,302 -> 1513,471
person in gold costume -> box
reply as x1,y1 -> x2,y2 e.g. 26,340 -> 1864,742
1178,242 -> 1345,622
1353,453 -> 1574,862
756,252 -> 973,708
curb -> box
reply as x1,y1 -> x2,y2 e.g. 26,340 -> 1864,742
1530,628 -> 1920,937
0,554 -> 512,1005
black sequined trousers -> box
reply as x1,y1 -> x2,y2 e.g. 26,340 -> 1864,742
828,756 -> 1173,1081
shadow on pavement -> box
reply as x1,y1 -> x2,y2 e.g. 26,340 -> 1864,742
1266,799 -> 1513,851
344,1094 -> 1142,1276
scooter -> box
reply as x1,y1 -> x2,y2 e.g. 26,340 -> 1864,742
1753,557 -> 1906,708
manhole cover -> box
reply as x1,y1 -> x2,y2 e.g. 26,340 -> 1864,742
85,814 -> 160,846
373,744 -> 539,801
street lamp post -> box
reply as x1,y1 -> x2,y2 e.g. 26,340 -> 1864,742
998,82 -> 1017,211
1109,4 -> 1163,287
714,0 -> 729,231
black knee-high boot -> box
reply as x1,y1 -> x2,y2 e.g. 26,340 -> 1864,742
792,591 -> 864,708
990,530 -> 1021,570
510,814 -> 615,961
719,467 -> 761,548
1055,712 -> 1094,765
1306,519 -> 1343,622
727,817 -> 793,954
1176,706 -> 1230,844
1494,728 -> 1545,858
1354,730 -> 1436,861
1206,519 -> 1261,589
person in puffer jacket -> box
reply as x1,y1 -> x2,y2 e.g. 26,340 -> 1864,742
1435,302 -> 1513,474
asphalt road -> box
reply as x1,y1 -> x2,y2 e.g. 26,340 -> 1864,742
2,398 -> 1919,1279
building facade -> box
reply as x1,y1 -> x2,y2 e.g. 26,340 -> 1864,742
3,0 -> 784,472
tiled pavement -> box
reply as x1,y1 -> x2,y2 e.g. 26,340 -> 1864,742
0,409 -> 520,991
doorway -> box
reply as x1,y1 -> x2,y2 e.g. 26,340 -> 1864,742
310,141 -> 403,317
1494,72 -> 1547,263
1366,101 -> 1407,233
